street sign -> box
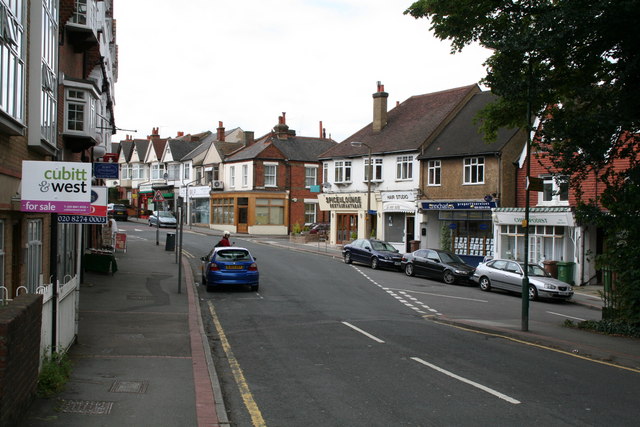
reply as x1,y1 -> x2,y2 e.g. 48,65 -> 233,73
153,190 -> 165,202
93,162 -> 119,179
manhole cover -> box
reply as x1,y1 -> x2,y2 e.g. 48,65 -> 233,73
59,399 -> 113,415
109,380 -> 148,394
126,294 -> 154,301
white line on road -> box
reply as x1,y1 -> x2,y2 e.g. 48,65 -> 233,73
342,322 -> 385,343
390,288 -> 489,303
547,311 -> 586,321
411,357 -> 521,404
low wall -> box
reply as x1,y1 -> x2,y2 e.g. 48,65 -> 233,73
0,294 -> 43,426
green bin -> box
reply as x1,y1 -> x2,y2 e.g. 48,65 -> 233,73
556,261 -> 575,285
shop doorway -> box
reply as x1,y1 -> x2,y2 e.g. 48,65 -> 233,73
337,214 -> 357,243
405,216 -> 415,252
237,197 -> 249,233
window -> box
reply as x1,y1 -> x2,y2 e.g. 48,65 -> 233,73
26,219 -> 42,293
255,198 -> 284,225
365,158 -> 383,181
396,156 -> 413,180
428,160 -> 441,186
242,165 -> 248,187
304,203 -> 316,224
41,1 -> 57,143
184,163 -> 191,180
66,89 -> 85,131
0,0 -> 25,124
305,166 -> 317,187
323,162 -> 328,184
264,164 -> 277,187
120,164 -> 131,179
212,198 -> 235,224
167,163 -> 180,180
131,163 -> 145,180
151,163 -> 165,180
230,166 -> 235,187
540,175 -> 569,205
334,161 -> 352,183
464,157 -> 484,184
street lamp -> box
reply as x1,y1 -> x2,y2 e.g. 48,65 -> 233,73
350,141 -> 373,238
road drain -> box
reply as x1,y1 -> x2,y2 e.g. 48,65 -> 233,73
59,399 -> 113,415
109,380 -> 148,393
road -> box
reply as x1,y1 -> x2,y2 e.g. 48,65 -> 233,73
177,230 -> 640,427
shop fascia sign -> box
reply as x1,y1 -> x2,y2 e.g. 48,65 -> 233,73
382,191 -> 415,202
318,193 -> 363,210
179,185 -> 211,198
420,201 -> 496,210
21,161 -> 92,214
495,211 -> 575,227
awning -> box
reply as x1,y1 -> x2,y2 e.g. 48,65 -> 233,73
383,200 -> 415,213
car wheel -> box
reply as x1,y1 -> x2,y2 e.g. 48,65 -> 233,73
344,252 -> 352,264
371,257 -> 379,269
528,285 -> 538,301
443,270 -> 455,284
479,276 -> 491,292
405,263 -> 415,277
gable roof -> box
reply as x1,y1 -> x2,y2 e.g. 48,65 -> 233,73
226,134 -> 337,163
164,139 -> 203,162
418,91 -> 522,159
319,84 -> 480,159
117,140 -> 135,162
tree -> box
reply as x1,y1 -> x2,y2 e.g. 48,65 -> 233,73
405,0 -> 640,323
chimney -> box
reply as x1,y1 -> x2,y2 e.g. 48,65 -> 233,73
217,121 -> 225,142
243,131 -> 255,146
319,121 -> 323,139
177,131 -> 184,137
372,81 -> 388,133
274,113 -> 290,140
148,127 -> 160,141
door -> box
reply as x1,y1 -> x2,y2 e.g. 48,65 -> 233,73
237,197 -> 248,234
405,216 -> 415,253
423,249 -> 445,279
337,214 -> 357,244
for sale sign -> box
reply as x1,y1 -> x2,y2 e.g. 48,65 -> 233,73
21,161 -> 92,214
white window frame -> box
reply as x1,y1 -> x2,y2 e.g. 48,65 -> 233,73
539,175 -> 569,206
334,160 -> 352,183
428,160 -> 441,186
463,157 -> 485,185
323,162 -> 328,184
364,158 -> 383,182
242,164 -> 248,187
131,163 -> 145,180
151,163 -> 165,180
305,166 -> 317,188
167,163 -> 180,181
396,155 -> 413,180
184,163 -> 191,180
26,219 -> 42,293
264,164 -> 277,187
0,0 -> 25,124
304,203 -> 316,225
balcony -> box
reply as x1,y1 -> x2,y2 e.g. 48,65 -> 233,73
65,0 -> 100,46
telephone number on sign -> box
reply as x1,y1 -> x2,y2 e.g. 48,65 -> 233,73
58,215 -> 107,224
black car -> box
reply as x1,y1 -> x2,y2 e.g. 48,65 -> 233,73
401,249 -> 475,284
107,203 -> 128,221
342,238 -> 403,270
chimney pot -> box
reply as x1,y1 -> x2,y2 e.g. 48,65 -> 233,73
372,81 -> 389,133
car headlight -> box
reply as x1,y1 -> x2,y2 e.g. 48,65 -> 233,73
454,269 -> 465,274
543,283 -> 557,290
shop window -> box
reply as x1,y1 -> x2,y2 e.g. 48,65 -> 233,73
428,160 -> 441,186
396,155 -> 413,180
440,210 -> 493,257
212,198 -> 235,225
463,157 -> 484,184
334,161 -> 351,183
255,198 -> 284,225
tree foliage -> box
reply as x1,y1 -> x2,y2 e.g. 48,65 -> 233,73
405,0 -> 640,322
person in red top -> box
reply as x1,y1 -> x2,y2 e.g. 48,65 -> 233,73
216,231 -> 231,247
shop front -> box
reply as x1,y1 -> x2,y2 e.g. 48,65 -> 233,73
317,192 -> 377,245
419,200 -> 496,266
179,185 -> 211,225
209,191 -> 289,235
492,207 -> 584,285
381,191 -> 418,252
138,183 -> 175,217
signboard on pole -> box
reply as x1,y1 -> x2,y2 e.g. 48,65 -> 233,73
153,190 -> 165,202
21,161 -> 92,214
57,186 -> 108,224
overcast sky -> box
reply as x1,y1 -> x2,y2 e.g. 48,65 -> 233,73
112,0 -> 490,144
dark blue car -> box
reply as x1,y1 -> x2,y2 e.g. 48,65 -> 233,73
342,238 -> 403,270
201,247 -> 259,292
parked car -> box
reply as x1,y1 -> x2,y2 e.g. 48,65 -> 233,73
201,247 -> 259,292
107,203 -> 128,221
148,211 -> 177,228
402,249 -> 475,284
308,222 -> 329,235
342,238 -> 403,270
473,259 -> 574,301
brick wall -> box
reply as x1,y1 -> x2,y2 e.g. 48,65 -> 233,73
0,294 -> 43,426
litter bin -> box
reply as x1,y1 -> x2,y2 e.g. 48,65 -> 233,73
542,260 -> 558,278
165,233 -> 175,251
556,261 -> 575,285
410,240 -> 420,252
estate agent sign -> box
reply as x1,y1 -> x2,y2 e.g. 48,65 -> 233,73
21,161 -> 92,214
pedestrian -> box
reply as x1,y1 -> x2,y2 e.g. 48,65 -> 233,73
216,231 -> 231,247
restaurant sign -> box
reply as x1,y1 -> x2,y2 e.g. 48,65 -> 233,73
317,193 -> 364,210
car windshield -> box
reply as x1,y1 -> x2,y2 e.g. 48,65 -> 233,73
371,241 -> 398,252
216,249 -> 251,262
158,211 -> 174,218
527,265 -> 548,277
439,251 -> 464,264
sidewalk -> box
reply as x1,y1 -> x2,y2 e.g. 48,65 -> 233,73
20,230 -> 227,427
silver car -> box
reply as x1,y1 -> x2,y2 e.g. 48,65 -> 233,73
473,259 -> 573,301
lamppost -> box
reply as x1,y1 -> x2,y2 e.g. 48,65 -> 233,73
350,141 -> 372,238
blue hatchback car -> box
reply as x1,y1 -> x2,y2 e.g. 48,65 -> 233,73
201,247 -> 259,292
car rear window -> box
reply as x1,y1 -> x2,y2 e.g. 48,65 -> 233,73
216,249 -> 251,262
